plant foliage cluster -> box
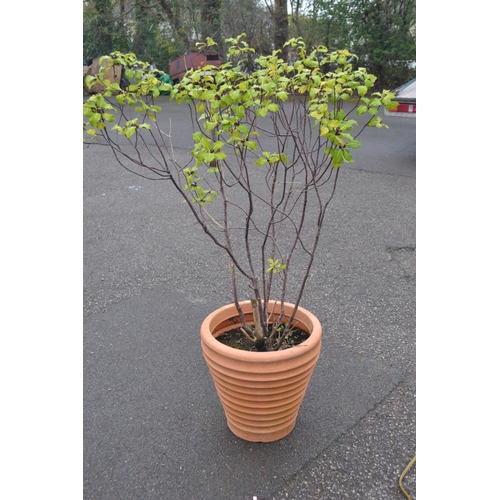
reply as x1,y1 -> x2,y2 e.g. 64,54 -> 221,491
84,35 -> 397,350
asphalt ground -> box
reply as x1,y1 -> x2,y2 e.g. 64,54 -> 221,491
83,98 -> 416,499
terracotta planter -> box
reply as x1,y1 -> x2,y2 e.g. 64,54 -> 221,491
200,301 -> 322,442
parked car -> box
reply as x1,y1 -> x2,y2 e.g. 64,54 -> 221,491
384,78 -> 416,117
169,52 -> 222,84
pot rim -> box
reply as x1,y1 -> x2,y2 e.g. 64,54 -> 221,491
200,300 -> 322,362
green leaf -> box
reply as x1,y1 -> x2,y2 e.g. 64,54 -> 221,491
193,131 -> 204,142
107,83 -> 121,92
256,107 -> 268,117
309,110 -> 323,120
200,137 -> 211,150
204,121 -> 217,132
200,90 -> 216,101
303,58 -> 318,68
368,116 -> 382,127
237,123 -> 250,136
88,114 -> 100,127
358,85 -> 367,97
235,105 -> 245,120
382,94 -> 395,106
333,135 -> 345,147
345,139 -> 362,149
342,150 -> 353,162
266,258 -> 286,274
331,148 -> 344,168
214,151 -> 226,160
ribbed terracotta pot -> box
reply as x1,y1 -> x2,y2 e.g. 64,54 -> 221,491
200,301 -> 322,442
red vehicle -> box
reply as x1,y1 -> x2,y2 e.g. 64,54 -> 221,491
169,52 -> 222,84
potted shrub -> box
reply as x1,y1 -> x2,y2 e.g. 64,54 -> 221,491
83,34 -> 398,442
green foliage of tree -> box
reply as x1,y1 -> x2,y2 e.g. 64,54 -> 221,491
288,0 -> 416,88
84,0 -> 131,64
289,0 -> 355,50
83,0 -> 415,88
351,0 -> 416,88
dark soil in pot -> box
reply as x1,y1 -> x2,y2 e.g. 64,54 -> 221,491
216,325 -> 310,352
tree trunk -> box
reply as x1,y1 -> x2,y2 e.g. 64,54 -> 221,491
274,0 -> 289,57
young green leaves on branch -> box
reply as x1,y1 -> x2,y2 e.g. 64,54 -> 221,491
182,164 -> 218,206
267,258 -> 286,274
83,51 -> 172,140
171,35 -> 398,172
